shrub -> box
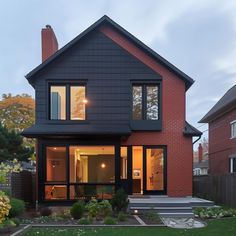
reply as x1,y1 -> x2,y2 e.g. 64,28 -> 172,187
40,207 -> 52,217
78,217 -> 93,225
111,188 -> 129,212
99,200 -> 112,217
86,198 -> 100,218
117,211 -> 127,222
11,218 -> 20,226
70,201 -> 85,219
0,191 -> 11,224
9,198 -> 25,218
194,207 -> 236,219
104,216 -> 117,225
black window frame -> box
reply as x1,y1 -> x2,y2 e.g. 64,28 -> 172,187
130,81 -> 162,131
230,157 -> 236,173
48,81 -> 87,122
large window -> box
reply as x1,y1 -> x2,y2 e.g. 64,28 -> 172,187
231,121 -> 236,138
69,146 -> 115,183
50,84 -> 86,121
44,145 -> 115,200
50,86 -> 66,120
132,84 -> 159,120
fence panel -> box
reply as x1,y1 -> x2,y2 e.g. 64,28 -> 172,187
193,173 -> 236,207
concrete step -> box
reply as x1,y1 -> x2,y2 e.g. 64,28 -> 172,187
130,206 -> 192,213
129,202 -> 191,208
159,212 -> 195,218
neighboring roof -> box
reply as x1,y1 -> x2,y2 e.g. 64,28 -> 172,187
193,160 -> 209,169
21,124 -> 131,138
183,121 -> 202,136
199,85 -> 236,123
26,15 -> 194,90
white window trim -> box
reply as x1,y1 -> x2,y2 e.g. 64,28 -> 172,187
230,157 -> 236,173
230,120 -> 236,139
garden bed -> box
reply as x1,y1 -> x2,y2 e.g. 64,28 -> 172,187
138,211 -> 163,225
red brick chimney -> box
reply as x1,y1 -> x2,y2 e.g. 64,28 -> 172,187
198,143 -> 203,163
41,25 -> 58,62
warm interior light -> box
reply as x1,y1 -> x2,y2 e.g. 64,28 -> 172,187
101,163 -> 106,168
83,99 -> 88,104
53,147 -> 57,150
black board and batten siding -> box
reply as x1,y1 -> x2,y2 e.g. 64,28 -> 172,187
33,30 -> 161,131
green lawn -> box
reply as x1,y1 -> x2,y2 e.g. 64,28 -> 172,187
23,218 -> 236,236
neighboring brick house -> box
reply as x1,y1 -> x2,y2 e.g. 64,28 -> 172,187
200,85 -> 236,175
22,16 -> 201,203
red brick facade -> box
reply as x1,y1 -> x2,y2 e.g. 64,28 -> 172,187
209,109 -> 236,175
101,26 -> 193,197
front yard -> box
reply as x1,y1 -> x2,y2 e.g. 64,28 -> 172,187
23,218 -> 236,236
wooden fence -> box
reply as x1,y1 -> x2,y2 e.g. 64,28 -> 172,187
193,173 -> 236,207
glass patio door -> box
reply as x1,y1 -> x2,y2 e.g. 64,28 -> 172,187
143,146 -> 166,194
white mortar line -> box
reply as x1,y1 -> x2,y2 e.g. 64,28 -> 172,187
133,215 -> 146,226
11,224 -> 31,236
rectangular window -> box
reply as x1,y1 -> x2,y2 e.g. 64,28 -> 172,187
231,121 -> 236,138
230,157 -> 236,173
50,86 -> 66,120
46,147 -> 66,182
146,85 -> 158,120
120,147 -> 128,179
132,84 -> 159,120
70,86 -> 86,120
69,146 -> 115,183
132,86 -> 142,120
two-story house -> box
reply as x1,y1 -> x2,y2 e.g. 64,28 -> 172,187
22,16 -> 201,203
200,85 -> 236,175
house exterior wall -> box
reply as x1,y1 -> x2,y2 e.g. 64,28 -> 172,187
31,25 -> 193,198
209,108 -> 236,175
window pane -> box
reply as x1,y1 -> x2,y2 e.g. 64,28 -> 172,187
46,147 -> 66,181
50,86 -> 66,120
146,85 -> 158,120
69,146 -> 115,183
70,86 -> 86,120
70,185 -> 114,200
146,148 -> 164,191
233,158 -> 236,173
45,185 -> 67,200
120,147 -> 127,179
132,86 -> 142,120
232,122 -> 236,138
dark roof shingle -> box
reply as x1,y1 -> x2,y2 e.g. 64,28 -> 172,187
199,85 -> 236,123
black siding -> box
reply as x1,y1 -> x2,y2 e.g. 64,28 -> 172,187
34,30 -> 161,131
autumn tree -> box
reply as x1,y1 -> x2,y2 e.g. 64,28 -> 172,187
0,93 -> 35,131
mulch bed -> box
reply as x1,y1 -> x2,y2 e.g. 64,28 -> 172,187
138,214 -> 163,225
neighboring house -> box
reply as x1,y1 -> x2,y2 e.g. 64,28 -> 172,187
200,85 -> 236,175
193,143 -> 209,176
22,16 -> 201,203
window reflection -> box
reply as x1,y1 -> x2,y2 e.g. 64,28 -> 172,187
50,86 -> 66,120
132,86 -> 142,120
146,86 -> 158,120
70,86 -> 86,120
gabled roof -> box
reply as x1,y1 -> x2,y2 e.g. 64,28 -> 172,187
26,15 -> 194,90
183,121 -> 202,136
199,85 -> 236,123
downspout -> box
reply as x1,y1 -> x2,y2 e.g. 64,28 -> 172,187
193,135 -> 201,145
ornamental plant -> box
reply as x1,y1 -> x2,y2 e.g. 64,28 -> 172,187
0,191 -> 11,224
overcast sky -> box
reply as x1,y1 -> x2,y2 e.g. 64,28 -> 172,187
1,0 -> 236,142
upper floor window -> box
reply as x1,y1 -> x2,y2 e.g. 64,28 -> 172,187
132,84 -> 159,120
50,86 -> 66,120
231,120 -> 236,138
50,84 -> 86,120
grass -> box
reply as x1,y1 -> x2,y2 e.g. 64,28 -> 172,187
22,218 -> 236,236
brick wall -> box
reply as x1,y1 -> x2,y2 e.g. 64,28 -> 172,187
103,24 -> 194,196
209,109 -> 236,175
